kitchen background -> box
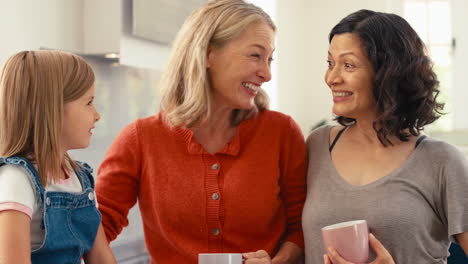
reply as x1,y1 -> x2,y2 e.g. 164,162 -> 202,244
0,0 -> 466,263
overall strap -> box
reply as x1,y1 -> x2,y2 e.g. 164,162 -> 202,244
329,126 -> 347,153
74,161 -> 95,189
0,156 -> 46,203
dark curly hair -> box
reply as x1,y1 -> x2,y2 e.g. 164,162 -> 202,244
329,9 -> 444,146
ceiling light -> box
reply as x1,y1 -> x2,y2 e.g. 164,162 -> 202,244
104,53 -> 120,59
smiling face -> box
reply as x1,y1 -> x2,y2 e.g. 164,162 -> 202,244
325,33 -> 377,121
207,21 -> 275,111
62,84 -> 100,151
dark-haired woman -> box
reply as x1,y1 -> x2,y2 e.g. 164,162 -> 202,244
302,9 -> 468,264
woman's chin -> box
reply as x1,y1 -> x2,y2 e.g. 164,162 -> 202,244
236,101 -> 256,110
332,107 -> 354,118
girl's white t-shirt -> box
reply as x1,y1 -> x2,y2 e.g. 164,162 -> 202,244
0,164 -> 84,249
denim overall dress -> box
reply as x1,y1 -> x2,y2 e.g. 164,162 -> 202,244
0,156 -> 101,264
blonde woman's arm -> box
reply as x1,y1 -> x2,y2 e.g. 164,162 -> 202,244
83,223 -> 117,264
0,211 -> 31,264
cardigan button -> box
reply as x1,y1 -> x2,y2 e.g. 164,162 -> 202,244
212,228 -> 220,236
88,192 -> 95,201
46,197 -> 51,206
212,193 -> 219,200
211,163 -> 219,170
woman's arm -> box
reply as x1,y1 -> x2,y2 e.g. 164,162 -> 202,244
95,121 -> 142,241
0,211 -> 31,264
83,223 -> 117,264
272,241 -> 303,264
455,232 -> 468,255
278,117 -> 308,251
244,117 -> 307,264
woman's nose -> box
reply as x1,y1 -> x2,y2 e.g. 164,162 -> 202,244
257,61 -> 272,82
325,67 -> 342,87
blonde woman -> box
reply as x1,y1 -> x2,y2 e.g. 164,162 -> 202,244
95,0 -> 307,263
0,51 -> 116,263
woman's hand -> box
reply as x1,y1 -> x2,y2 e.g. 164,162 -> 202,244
243,250 -> 272,264
271,241 -> 303,264
324,234 -> 395,264
243,241 -> 303,264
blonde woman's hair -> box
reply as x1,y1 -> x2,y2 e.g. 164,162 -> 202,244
0,50 -> 95,186
160,0 -> 275,127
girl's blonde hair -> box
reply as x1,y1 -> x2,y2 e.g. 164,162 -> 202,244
0,50 -> 95,186
160,0 -> 275,127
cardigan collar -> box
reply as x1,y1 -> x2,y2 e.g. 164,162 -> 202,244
162,111 -> 259,156
171,121 -> 245,157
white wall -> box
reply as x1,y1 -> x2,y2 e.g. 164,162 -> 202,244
451,0 -> 468,130
0,0 -> 83,67
275,0 -> 402,135
0,0 -> 170,72
119,0 -> 171,71
83,0 -> 121,54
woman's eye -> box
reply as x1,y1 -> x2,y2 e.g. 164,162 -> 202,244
326,60 -> 333,67
87,100 -> 93,106
268,57 -> 274,64
251,54 -> 261,58
344,63 -> 354,69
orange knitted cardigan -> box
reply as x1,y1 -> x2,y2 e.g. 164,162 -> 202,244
96,110 -> 307,263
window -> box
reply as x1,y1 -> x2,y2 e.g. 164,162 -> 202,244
404,0 -> 453,131
404,0 -> 468,151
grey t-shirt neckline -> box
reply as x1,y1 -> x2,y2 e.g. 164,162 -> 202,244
323,125 -> 426,191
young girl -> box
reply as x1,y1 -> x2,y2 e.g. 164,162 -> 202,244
0,50 -> 116,264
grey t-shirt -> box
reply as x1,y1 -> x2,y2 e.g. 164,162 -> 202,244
302,125 -> 468,264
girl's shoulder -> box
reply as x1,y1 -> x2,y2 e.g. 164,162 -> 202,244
0,157 -> 37,187
0,164 -> 32,186
0,164 -> 36,217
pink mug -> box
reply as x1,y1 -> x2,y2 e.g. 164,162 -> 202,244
321,220 -> 369,263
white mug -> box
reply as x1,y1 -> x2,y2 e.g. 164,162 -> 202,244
198,253 -> 243,264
